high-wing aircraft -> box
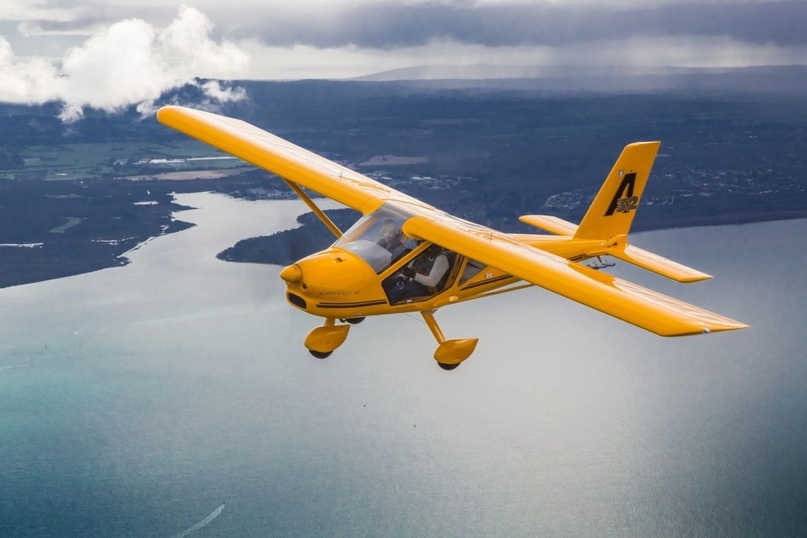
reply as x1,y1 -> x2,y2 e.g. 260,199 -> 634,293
157,106 -> 747,370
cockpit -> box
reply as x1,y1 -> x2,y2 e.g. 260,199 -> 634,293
332,203 -> 418,273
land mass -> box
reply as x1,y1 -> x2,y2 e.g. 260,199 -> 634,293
1,70 -> 806,285
0,176 -> 282,288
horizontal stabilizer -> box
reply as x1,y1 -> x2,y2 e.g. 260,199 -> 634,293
519,215 -> 578,236
609,245 -> 712,283
521,215 -> 711,283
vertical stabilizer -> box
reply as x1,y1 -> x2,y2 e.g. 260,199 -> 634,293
574,141 -> 660,240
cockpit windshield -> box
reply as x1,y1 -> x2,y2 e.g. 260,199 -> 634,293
333,203 -> 418,273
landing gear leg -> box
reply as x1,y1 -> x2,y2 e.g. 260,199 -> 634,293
305,317 -> 350,359
421,310 -> 478,370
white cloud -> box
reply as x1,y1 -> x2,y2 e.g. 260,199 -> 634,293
0,5 -> 250,121
0,38 -> 66,102
158,6 -> 247,77
198,80 -> 247,103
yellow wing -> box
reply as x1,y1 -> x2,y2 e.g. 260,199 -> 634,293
403,215 -> 746,336
158,105 -> 747,337
157,105 -> 420,215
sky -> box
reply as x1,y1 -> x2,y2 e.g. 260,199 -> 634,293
1,0 -> 806,120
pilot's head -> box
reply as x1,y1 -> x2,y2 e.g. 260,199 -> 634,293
379,219 -> 401,242
423,243 -> 443,259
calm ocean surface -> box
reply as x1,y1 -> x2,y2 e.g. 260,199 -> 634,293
1,193 -> 805,537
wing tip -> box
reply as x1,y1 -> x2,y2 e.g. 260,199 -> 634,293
689,321 -> 749,336
155,105 -> 183,125
156,105 -> 209,127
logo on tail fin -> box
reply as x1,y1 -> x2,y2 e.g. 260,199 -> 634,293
605,172 -> 639,216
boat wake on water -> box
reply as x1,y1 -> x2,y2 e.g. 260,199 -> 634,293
169,502 -> 225,538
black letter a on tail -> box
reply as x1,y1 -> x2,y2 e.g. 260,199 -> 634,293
605,173 -> 637,216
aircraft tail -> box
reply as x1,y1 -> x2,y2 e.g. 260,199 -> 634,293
574,141 -> 660,240
519,141 -> 711,283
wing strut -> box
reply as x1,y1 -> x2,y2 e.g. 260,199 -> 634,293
283,179 -> 342,239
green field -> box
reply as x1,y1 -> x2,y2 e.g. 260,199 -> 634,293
0,140 -> 244,181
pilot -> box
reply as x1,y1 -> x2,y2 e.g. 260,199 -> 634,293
377,219 -> 406,260
387,243 -> 450,303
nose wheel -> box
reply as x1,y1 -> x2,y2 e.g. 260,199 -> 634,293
304,318 -> 350,359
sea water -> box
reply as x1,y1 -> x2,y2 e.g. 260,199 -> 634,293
1,193 -> 805,537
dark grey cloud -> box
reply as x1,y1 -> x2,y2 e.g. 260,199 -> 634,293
237,1 -> 807,50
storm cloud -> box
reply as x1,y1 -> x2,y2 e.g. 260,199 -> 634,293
236,1 -> 807,50
1,0 -> 806,99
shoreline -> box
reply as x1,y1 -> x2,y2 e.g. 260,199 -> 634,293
219,205 -> 807,268
2,184 -> 804,289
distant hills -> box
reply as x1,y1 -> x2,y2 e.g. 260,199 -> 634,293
352,64 -> 807,95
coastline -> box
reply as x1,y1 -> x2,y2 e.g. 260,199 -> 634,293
217,205 -> 807,267
3,184 -> 805,289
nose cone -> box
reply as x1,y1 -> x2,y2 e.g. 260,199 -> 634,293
281,248 -> 388,317
279,263 -> 302,284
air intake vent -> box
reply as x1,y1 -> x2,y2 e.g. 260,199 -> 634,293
287,293 -> 307,309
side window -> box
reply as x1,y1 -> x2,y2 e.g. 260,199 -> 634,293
383,245 -> 461,304
459,258 -> 485,285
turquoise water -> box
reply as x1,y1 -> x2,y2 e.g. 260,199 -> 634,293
1,193 -> 806,536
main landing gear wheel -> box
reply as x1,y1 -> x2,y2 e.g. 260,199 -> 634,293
421,310 -> 479,370
309,349 -> 333,359
340,317 -> 365,325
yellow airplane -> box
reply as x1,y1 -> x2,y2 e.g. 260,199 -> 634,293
157,106 -> 747,370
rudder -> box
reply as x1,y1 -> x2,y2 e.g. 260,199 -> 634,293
574,141 -> 660,240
